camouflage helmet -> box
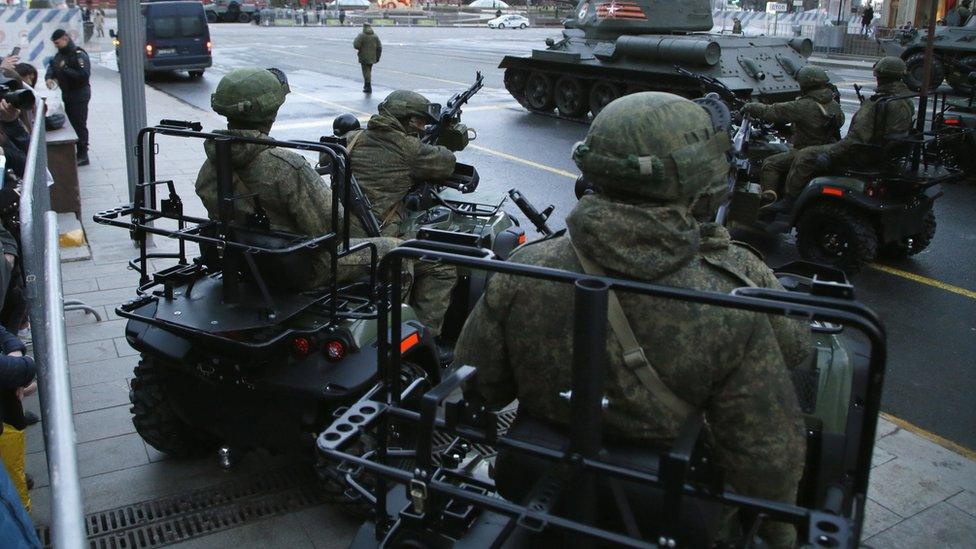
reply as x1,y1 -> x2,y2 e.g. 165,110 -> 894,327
962,0 -> 970,7
796,66 -> 830,90
571,92 -> 730,203
378,90 -> 441,123
211,68 -> 289,123
873,56 -> 908,81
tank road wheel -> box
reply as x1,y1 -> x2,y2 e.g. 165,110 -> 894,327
879,209 -> 937,259
797,203 -> 878,275
589,81 -> 622,117
554,76 -> 590,118
524,71 -> 556,112
904,53 -> 945,91
504,68 -> 529,104
130,356 -> 218,458
947,56 -> 976,95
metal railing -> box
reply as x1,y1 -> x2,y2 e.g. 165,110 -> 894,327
19,96 -> 86,548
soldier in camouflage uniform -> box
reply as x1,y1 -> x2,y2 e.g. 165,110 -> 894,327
455,92 -> 807,548
195,68 -> 399,290
779,57 -> 915,210
345,90 -> 458,338
353,24 -> 381,93
741,66 -> 844,205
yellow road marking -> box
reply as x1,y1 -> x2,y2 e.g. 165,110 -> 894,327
868,263 -> 976,300
468,144 -> 577,179
880,412 -> 976,461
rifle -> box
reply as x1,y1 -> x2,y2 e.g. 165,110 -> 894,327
674,65 -> 746,109
853,83 -> 865,104
422,71 -> 484,146
316,160 -> 383,238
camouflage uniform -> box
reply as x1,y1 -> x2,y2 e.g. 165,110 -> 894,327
784,57 -> 915,199
353,24 -> 381,92
742,67 -> 844,195
194,68 -> 399,290
949,0 -> 971,25
344,90 -> 458,336
456,93 -> 806,548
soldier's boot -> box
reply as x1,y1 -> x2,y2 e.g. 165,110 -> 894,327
76,149 -> 90,166
762,196 -> 796,214
760,190 -> 778,206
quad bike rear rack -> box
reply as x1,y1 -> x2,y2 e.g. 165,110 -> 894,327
93,121 -> 381,336
318,242 -> 888,548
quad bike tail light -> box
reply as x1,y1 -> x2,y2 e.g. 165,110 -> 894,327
942,117 -> 961,126
291,336 -> 312,357
400,333 -> 420,354
821,187 -> 844,197
145,43 -> 155,58
324,339 -> 346,362
206,41 -> 213,54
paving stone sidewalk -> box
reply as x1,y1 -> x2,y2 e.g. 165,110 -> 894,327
21,66 -> 976,548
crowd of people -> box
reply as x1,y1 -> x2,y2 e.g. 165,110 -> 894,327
0,26 -> 93,549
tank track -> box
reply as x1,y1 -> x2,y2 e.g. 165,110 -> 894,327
505,67 -> 705,123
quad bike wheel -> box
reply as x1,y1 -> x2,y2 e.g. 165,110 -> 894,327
878,209 -> 936,259
904,53 -> 945,91
797,203 -> 878,275
130,356 -> 219,458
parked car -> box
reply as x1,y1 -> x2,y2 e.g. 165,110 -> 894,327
488,14 -> 530,29
112,1 -> 213,78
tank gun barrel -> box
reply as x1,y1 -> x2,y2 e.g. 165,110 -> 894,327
616,36 -> 721,66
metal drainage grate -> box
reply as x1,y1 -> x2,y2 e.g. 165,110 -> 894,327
36,466 -> 326,549
34,410 -> 522,548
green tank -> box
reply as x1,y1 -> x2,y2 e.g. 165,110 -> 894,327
499,0 -> 813,119
879,18 -> 976,94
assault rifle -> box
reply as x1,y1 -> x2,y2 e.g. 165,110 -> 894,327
674,65 -> 746,109
422,71 -> 484,146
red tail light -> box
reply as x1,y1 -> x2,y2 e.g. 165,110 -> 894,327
292,336 -> 311,357
821,187 -> 844,197
517,233 -> 526,246
206,41 -> 213,53
943,117 -> 961,126
324,340 -> 346,362
145,43 -> 154,58
400,333 -> 420,354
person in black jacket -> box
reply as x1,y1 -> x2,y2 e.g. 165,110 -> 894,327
45,29 -> 91,166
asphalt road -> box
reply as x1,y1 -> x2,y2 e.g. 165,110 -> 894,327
119,24 -> 976,449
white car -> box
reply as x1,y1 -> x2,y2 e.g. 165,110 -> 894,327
488,15 -> 530,29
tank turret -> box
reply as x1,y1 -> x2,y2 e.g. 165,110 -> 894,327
499,0 -> 813,119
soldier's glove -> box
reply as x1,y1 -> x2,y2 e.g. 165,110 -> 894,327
436,123 -> 477,152
741,102 -> 762,117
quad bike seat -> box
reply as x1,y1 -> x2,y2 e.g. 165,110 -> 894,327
198,224 -> 323,292
494,414 -> 723,546
844,134 -> 917,175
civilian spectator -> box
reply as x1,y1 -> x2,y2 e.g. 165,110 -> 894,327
0,320 -> 36,514
95,8 -> 106,38
45,29 -> 91,166
0,463 -> 41,548
861,4 -> 874,36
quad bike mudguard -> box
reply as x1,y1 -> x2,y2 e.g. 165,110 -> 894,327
796,176 -> 942,244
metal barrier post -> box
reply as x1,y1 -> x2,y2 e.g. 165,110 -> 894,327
20,96 -> 87,548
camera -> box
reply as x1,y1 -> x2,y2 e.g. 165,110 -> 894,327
0,76 -> 35,110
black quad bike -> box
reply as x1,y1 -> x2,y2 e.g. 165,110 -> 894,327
932,71 -> 976,178
677,68 -> 960,275
316,245 -> 887,548
92,121 -> 554,506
